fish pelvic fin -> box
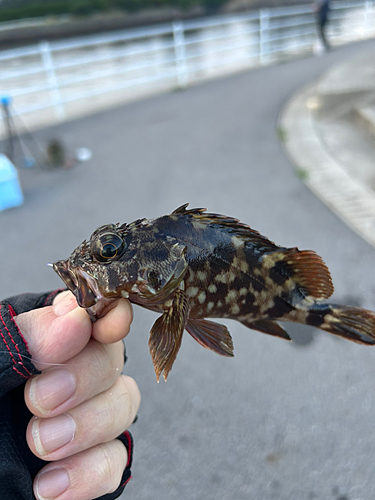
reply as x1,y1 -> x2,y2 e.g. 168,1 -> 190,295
263,248 -> 334,300
308,303 -> 375,345
149,289 -> 190,382
185,319 -> 234,357
239,318 -> 291,341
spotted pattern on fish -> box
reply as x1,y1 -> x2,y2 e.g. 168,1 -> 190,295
53,204 -> 375,381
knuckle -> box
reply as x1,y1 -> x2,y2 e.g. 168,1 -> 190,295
91,341 -> 113,374
78,375 -> 138,446
99,378 -> 134,437
116,376 -> 135,422
123,375 -> 141,413
95,443 -> 120,493
110,341 -> 126,373
89,341 -> 122,387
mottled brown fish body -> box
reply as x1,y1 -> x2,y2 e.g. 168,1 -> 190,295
53,205 -> 375,381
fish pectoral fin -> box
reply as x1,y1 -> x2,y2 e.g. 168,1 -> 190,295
240,318 -> 291,341
149,289 -> 190,382
185,319 -> 234,357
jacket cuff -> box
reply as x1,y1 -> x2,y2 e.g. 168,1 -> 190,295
0,302 -> 40,397
118,430 -> 134,488
0,290 -> 64,397
5,289 -> 65,315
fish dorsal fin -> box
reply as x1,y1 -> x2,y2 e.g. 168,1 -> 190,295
172,206 -> 333,299
118,218 -> 147,233
268,248 -> 334,300
172,204 -> 207,216
171,204 -> 277,250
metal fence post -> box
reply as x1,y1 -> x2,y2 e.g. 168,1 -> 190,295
172,21 -> 188,88
259,9 -> 270,65
39,41 -> 65,120
1,96 -> 15,163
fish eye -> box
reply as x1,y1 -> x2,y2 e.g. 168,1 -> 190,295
92,233 -> 125,262
101,242 -> 119,259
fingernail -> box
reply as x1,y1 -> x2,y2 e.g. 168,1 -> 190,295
35,468 -> 69,499
32,414 -> 76,456
53,293 -> 77,316
29,369 -> 76,414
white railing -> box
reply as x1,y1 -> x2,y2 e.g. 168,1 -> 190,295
0,0 -> 374,129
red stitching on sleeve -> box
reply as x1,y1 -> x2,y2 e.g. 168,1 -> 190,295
12,363 -> 30,378
0,305 -> 32,378
0,324 -> 28,379
122,474 -> 132,487
120,430 -> 133,487
8,305 -> 34,376
8,305 -> 31,353
123,430 -> 132,467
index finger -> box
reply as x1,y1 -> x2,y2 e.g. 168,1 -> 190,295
92,298 -> 133,344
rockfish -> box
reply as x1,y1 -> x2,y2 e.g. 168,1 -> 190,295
53,205 -> 375,381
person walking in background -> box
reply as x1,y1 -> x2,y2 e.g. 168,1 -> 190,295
314,0 -> 331,51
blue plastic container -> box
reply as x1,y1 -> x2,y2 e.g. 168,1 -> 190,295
0,154 -> 24,211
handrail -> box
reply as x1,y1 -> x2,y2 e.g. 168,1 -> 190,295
0,0 -> 373,123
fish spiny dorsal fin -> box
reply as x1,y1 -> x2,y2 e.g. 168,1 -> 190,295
80,240 -> 89,255
172,204 -> 207,216
173,205 -> 277,249
118,218 -> 147,234
117,223 -> 128,234
269,248 -> 334,300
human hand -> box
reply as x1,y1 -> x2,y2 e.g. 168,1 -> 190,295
15,291 -> 141,500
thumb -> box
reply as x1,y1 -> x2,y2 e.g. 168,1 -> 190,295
15,292 -> 92,371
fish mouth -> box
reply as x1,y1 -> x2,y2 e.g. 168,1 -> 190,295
53,260 -> 115,320
53,260 -> 98,308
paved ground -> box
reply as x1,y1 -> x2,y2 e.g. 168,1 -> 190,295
280,47 -> 375,248
2,38 -> 375,500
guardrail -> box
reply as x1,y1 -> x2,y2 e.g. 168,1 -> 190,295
0,0 -> 374,128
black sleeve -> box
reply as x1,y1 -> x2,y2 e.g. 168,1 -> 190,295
0,291 -> 134,500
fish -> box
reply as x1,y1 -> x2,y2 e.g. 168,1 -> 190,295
53,204 -> 375,381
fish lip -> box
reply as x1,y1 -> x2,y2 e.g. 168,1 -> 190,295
53,260 -> 77,292
53,261 -> 118,320
86,298 -> 117,322
74,269 -> 117,320
53,260 -> 97,308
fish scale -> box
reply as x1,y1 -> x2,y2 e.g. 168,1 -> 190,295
53,204 -> 375,382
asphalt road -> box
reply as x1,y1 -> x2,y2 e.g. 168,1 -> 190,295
2,38 -> 375,500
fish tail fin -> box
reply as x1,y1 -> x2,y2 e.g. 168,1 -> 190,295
307,303 -> 375,345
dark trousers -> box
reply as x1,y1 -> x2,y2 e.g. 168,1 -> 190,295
317,14 -> 330,49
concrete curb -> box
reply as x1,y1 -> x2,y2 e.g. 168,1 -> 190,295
355,103 -> 375,139
279,81 -> 375,248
